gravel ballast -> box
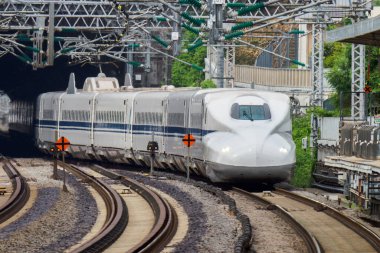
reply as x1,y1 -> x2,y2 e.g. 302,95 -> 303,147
111,168 -> 243,253
227,191 -> 307,253
0,158 -> 98,253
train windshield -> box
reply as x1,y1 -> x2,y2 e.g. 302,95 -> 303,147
231,103 -> 271,121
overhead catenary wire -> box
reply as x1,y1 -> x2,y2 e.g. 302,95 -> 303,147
236,39 -> 308,67
146,45 -> 204,72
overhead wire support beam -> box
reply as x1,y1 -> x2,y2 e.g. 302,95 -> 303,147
224,0 -> 331,40
0,0 -> 127,31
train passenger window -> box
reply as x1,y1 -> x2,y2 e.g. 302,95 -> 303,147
231,103 -> 271,121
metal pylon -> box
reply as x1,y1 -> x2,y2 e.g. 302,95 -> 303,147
309,23 -> 324,149
310,24 -> 324,107
351,44 -> 365,119
225,46 -> 235,88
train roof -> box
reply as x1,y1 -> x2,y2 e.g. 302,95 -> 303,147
40,73 -> 289,101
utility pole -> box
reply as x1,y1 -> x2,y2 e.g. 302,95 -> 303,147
172,12 -> 182,57
126,44 -> 134,79
209,0 -> 225,88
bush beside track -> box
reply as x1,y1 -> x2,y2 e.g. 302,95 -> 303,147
292,113 -> 314,188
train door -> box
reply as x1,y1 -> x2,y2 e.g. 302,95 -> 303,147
125,95 -> 135,150
123,92 -> 137,150
51,93 -> 62,143
189,93 -> 205,160
124,98 -> 128,144
162,98 -> 168,154
165,93 -> 187,157
36,94 -> 44,142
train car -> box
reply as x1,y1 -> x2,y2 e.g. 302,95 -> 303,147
35,74 -> 295,183
0,92 -> 10,133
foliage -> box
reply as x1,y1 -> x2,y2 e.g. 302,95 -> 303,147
171,31 -> 206,87
366,46 -> 380,90
291,106 -> 346,187
375,0 -> 380,6
291,112 -> 314,187
192,79 -> 216,88
325,43 -> 351,93
324,42 -> 380,113
308,106 -> 340,117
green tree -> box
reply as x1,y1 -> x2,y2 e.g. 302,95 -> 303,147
292,112 -> 313,187
171,31 -> 207,87
325,42 -> 351,94
192,79 -> 216,88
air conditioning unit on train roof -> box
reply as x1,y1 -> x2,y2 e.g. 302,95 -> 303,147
83,73 -> 119,92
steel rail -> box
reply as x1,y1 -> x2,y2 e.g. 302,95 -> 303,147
0,157 -> 30,224
232,187 -> 322,253
90,164 -> 178,253
275,188 -> 380,252
58,161 -> 128,253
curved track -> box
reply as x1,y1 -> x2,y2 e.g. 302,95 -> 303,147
252,187 -> 380,253
0,157 -> 29,224
232,187 -> 322,253
90,164 -> 178,253
58,161 -> 128,253
274,188 -> 380,253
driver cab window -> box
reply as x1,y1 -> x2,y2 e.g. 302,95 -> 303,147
231,103 -> 271,121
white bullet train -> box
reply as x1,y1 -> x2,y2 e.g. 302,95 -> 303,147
35,74 -> 295,183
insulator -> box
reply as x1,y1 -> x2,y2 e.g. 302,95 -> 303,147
224,31 -> 244,40
191,64 -> 204,72
231,21 -> 254,32
226,3 -> 246,8
25,46 -> 41,53
291,59 -> 306,67
61,47 -> 76,54
127,61 -> 143,67
182,23 -> 200,35
154,16 -> 167,22
289,30 -> 305,34
237,3 -> 265,16
152,35 -> 170,48
187,40 -> 204,51
181,12 -> 204,26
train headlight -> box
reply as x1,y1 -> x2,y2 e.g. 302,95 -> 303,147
279,147 -> 288,153
221,147 -> 230,153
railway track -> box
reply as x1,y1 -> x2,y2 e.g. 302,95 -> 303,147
58,161 -> 128,253
232,187 -> 322,253
274,188 -> 380,252
61,161 -> 177,253
0,156 -> 30,224
89,164 -> 178,253
245,187 -> 380,253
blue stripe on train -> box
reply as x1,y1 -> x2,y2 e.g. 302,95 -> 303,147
37,120 -> 213,136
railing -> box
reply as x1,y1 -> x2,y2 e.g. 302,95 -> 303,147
235,65 -> 312,88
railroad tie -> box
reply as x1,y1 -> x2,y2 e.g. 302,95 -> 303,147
0,186 -> 6,195
262,191 -> 273,197
121,187 -> 132,194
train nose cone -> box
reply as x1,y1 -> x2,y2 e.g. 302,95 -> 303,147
204,129 -> 295,182
204,128 -> 267,166
260,133 -> 295,166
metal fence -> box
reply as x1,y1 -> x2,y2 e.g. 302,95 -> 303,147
235,65 -> 312,88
